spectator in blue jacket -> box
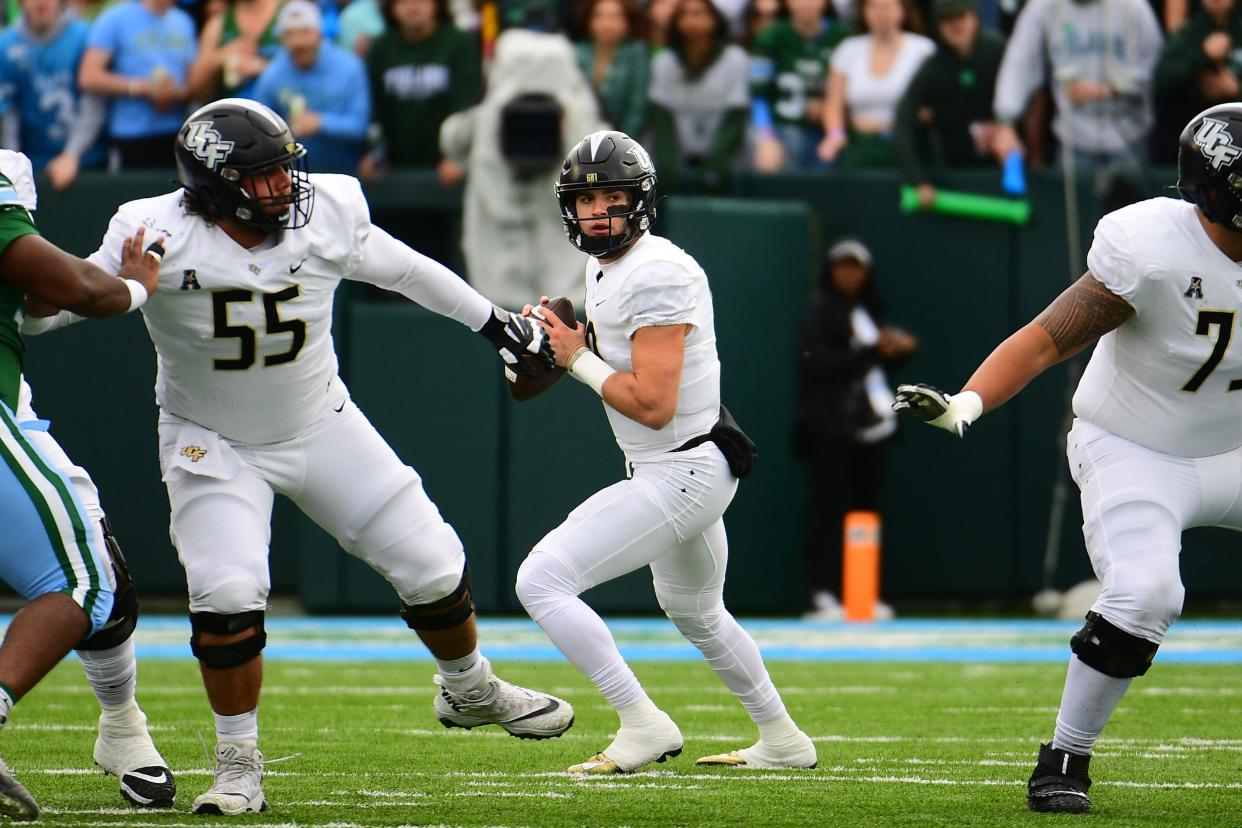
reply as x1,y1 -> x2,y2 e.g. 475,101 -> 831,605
0,0 -> 106,190
252,0 -> 371,173
78,0 -> 197,168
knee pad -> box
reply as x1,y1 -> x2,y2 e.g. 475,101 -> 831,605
189,610 -> 266,669
1070,611 -> 1159,678
400,566 -> 474,631
76,519 -> 141,652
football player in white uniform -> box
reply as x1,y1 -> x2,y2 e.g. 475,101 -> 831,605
23,99 -> 573,816
518,130 -> 817,774
0,150 -> 174,817
894,103 -> 1242,813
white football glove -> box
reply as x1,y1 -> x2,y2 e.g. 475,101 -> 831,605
892,384 -> 983,438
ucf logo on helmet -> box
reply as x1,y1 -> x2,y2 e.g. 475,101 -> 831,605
628,143 -> 653,173
1193,118 -> 1242,170
183,120 -> 236,171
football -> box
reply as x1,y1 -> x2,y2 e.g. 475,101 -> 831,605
507,296 -> 576,401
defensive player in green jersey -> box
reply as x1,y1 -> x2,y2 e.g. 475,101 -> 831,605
0,149 -> 164,820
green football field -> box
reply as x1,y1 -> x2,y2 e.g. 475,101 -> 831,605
8,657 -> 1242,827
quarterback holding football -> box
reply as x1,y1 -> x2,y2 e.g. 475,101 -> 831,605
517,130 -> 817,775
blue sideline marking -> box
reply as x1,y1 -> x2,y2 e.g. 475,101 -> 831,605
20,617 -> 1239,663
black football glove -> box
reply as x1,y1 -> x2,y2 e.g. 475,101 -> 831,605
479,306 -> 555,376
892,383 -> 983,438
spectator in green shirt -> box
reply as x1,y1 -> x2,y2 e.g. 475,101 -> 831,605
187,0 -> 282,100
892,0 -> 1005,207
750,0 -> 848,171
362,0 -> 482,179
574,0 -> 648,138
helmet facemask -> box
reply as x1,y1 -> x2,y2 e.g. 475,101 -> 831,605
202,149 -> 315,234
557,177 -> 655,257
234,153 -> 314,233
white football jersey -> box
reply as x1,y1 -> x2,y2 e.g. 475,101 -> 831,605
88,175 -> 375,445
1075,197 -> 1242,457
583,232 -> 720,461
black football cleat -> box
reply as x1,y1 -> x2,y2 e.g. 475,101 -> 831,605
1027,742 -> 1092,813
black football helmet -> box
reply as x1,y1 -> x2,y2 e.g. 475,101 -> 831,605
556,131 -> 657,257
175,98 -> 314,234
1176,103 -> 1242,230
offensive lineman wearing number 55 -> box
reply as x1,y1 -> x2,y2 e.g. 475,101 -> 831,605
22,98 -> 573,816
893,103 -> 1242,814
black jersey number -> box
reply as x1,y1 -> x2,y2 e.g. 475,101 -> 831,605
1182,310 -> 1242,392
584,318 -> 601,358
212,287 -> 307,371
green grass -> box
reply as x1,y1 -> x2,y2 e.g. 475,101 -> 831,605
8,659 -> 1242,827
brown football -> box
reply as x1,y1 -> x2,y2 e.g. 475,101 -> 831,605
507,296 -> 576,401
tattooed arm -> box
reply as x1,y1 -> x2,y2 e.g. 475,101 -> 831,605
959,272 -> 1135,413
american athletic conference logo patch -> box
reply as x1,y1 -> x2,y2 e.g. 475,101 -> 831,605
1193,118 -> 1242,170
182,120 -> 235,171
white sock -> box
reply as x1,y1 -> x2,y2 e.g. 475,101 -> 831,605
78,638 -> 137,710
667,607 -> 788,724
214,709 -> 259,745
435,649 -> 489,695
616,695 -> 663,728
756,713 -> 802,744
1052,656 -> 1132,755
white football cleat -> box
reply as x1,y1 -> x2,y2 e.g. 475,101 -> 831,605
93,701 -> 175,807
696,730 -> 818,769
569,711 -> 684,774
435,674 -> 574,739
191,741 -> 265,816
0,755 -> 38,821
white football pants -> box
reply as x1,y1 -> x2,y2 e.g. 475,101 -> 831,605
159,398 -> 465,613
1069,418 -> 1242,643
516,444 -> 788,723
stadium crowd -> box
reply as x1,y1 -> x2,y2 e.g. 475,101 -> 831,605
0,0 -> 1220,195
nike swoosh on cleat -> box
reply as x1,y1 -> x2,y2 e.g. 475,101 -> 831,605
506,699 -> 560,723
124,769 -> 171,785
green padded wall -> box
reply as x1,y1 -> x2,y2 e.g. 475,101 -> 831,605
660,198 -> 815,611
12,168 -> 1240,611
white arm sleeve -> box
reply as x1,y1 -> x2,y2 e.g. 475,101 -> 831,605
351,224 -> 493,330
21,310 -> 84,335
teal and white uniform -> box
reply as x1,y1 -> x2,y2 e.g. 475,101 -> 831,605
0,150 -> 112,634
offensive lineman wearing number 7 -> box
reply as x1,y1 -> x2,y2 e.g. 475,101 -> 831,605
22,98 -> 573,815
893,103 -> 1242,813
